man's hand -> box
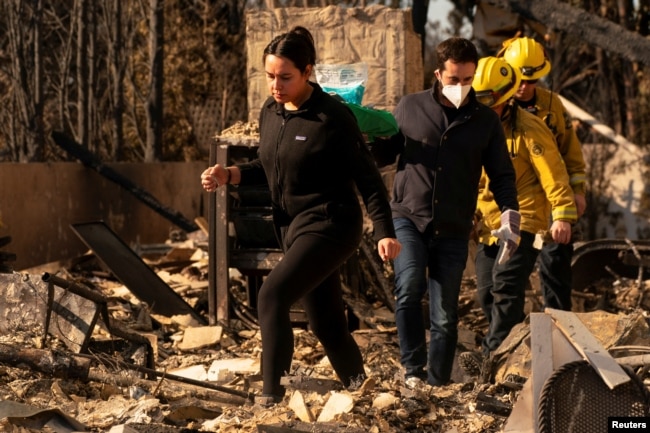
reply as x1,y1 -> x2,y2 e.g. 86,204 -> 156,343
491,209 -> 521,265
549,220 -> 572,244
377,237 -> 401,262
574,193 -> 586,218
470,210 -> 483,243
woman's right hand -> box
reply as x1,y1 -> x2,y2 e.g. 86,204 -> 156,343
201,164 -> 228,192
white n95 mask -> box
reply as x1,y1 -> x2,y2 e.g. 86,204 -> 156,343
441,84 -> 472,109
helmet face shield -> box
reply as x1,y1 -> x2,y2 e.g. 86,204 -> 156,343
475,77 -> 517,107
475,91 -> 497,107
472,57 -> 521,107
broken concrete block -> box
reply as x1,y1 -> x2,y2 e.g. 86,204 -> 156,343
288,390 -> 314,422
177,325 -> 223,350
281,375 -> 343,395
316,391 -> 354,422
107,425 -> 140,433
168,364 -> 208,382
207,357 -> 259,382
371,392 -> 399,410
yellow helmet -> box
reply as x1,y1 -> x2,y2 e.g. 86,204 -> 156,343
501,37 -> 551,80
472,56 -> 521,107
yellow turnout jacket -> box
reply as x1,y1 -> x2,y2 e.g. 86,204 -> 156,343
522,87 -> 586,195
477,104 -> 577,245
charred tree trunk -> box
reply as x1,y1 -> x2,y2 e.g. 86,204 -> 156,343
493,0 -> 650,65
145,0 -> 164,162
615,0 -> 640,142
88,2 -> 97,154
4,0 -> 45,162
33,0 -> 45,161
412,0 -> 428,64
54,2 -> 75,143
76,0 -> 89,149
107,0 -> 126,160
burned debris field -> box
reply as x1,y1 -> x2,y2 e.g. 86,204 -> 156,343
0,223 -> 649,432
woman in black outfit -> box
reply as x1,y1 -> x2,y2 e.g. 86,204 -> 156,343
201,26 -> 401,405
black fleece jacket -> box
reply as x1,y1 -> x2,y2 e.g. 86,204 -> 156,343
236,83 -> 395,248
381,85 -> 519,239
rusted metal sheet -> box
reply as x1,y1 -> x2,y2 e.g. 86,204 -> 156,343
70,221 -> 206,324
571,239 -> 650,291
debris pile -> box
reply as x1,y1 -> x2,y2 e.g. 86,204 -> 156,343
0,229 -> 648,433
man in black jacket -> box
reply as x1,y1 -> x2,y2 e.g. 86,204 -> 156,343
372,37 -> 520,387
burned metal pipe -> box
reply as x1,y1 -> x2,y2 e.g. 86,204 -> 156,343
75,352 -> 254,400
42,272 -> 108,304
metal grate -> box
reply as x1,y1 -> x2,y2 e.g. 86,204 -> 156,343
538,360 -> 650,433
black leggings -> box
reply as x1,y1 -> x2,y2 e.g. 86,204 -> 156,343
256,233 -> 365,396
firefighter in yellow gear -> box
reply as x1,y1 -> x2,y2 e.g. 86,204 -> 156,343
501,36 -> 587,311
458,56 -> 577,378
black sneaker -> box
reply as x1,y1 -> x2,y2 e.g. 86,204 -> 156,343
459,351 -> 484,377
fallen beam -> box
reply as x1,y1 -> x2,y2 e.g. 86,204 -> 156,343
51,131 -> 198,233
0,343 -> 252,402
0,343 -> 91,380
75,352 -> 253,400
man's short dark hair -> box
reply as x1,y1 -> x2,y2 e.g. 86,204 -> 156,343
436,37 -> 479,70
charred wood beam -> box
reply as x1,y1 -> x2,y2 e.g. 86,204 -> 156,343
0,343 -> 250,404
51,131 -> 199,233
491,0 -> 650,65
475,391 -> 512,417
0,343 -> 91,380
74,352 -> 254,401
86,368 -> 247,406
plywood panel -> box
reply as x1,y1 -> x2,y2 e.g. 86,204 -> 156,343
246,5 -> 424,123
0,162 -> 208,270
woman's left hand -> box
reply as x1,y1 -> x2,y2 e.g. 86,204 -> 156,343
377,237 -> 401,262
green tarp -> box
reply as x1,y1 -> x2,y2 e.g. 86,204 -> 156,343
344,102 -> 398,142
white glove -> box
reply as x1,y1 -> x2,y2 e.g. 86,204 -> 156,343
491,209 -> 521,265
